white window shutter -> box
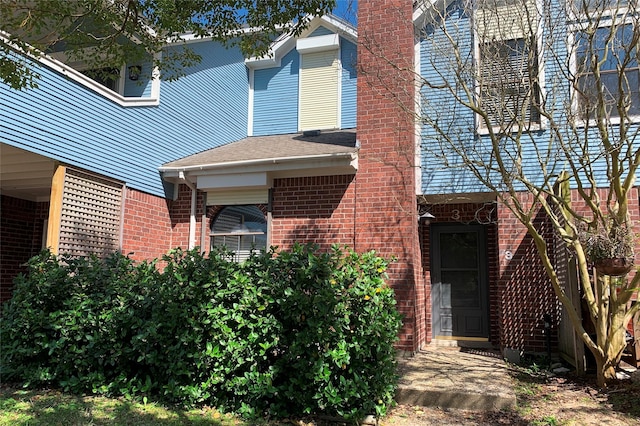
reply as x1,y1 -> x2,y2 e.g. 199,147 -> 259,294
299,50 -> 339,131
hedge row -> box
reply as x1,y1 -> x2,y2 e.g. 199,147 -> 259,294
0,244 -> 402,420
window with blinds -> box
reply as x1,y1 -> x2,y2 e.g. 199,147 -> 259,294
478,37 -> 540,127
575,24 -> 640,120
475,0 -> 541,129
210,205 -> 267,262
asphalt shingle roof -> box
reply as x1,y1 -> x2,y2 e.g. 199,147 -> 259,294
162,129 -> 357,168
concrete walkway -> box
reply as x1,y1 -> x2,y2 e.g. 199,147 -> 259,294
395,346 -> 517,411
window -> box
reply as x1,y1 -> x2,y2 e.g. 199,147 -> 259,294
479,38 -> 541,128
210,205 -> 267,262
475,0 -> 541,129
81,67 -> 121,92
299,49 -> 340,131
575,24 -> 640,120
573,0 -> 629,12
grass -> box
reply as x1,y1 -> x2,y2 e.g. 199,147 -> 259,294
5,365 -> 640,426
509,364 -> 569,426
531,416 -> 559,426
0,386 -> 251,426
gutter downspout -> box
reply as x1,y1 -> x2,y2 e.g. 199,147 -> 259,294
179,171 -> 197,250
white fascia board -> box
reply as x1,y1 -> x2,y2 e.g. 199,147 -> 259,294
244,56 -> 280,69
296,34 -> 340,54
46,55 -> 161,106
317,15 -> 357,42
244,33 -> 295,69
160,152 -> 358,176
175,155 -> 358,189
1,31 -> 160,107
247,68 -> 255,136
172,25 -> 256,44
413,0 -> 453,30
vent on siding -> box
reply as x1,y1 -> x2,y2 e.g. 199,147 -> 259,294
58,169 -> 123,257
299,50 -> 339,131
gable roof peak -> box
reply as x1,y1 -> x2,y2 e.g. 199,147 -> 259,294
245,14 -> 356,69
413,0 -> 453,30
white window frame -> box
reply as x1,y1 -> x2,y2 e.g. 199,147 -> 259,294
569,8 -> 640,127
473,0 -> 545,134
567,0 -> 633,22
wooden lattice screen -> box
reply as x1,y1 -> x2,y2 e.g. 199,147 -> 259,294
58,168 -> 123,257
553,200 -> 585,373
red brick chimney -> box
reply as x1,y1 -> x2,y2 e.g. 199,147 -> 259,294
356,1 -> 426,351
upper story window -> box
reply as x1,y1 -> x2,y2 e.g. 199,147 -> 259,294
81,67 -> 121,93
299,48 -> 340,131
478,37 -> 540,128
297,33 -> 341,131
210,205 -> 267,262
573,0 -> 630,12
575,23 -> 640,121
475,0 -> 541,130
246,18 -> 358,137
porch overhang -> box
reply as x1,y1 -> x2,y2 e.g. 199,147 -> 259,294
159,130 -> 358,194
0,144 -> 56,202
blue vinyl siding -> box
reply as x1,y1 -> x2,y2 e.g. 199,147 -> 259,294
417,2 -> 606,195
341,38 -> 357,128
0,40 -> 248,197
252,31 -> 358,136
309,26 -> 334,37
252,49 -> 299,136
420,10 -> 482,194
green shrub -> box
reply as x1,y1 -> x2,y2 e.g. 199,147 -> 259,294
0,244 -> 402,421
0,251 -> 161,393
264,246 -> 401,419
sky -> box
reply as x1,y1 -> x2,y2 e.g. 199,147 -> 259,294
332,0 -> 357,24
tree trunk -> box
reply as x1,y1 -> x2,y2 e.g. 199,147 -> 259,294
590,277 -> 627,388
594,352 -> 618,388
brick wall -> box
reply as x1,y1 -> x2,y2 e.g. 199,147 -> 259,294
122,184 -> 207,261
357,1 -> 425,351
169,184 -> 206,251
0,195 -> 49,302
270,175 -> 356,251
496,195 -> 561,354
121,187 -> 174,261
422,191 -> 640,355
422,200 -> 563,353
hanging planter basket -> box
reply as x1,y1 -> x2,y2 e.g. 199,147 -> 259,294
594,258 -> 634,276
